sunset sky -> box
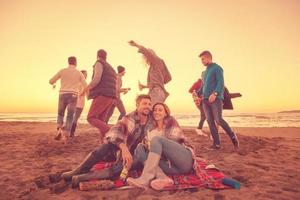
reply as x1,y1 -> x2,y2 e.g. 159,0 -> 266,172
0,0 -> 299,114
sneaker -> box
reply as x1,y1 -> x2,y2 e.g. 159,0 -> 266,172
195,129 -> 208,136
206,144 -> 221,150
231,135 -> 239,148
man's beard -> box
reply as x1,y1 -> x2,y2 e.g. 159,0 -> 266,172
141,109 -> 150,116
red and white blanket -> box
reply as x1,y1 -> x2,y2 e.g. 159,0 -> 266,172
91,157 -> 229,190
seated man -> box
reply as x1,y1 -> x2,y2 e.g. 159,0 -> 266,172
61,94 -> 155,186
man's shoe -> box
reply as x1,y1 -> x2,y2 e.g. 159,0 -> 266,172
61,152 -> 96,181
195,129 -> 207,136
231,135 -> 239,148
206,144 -> 221,150
54,128 -> 62,140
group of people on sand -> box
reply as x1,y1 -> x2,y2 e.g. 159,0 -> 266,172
49,40 -> 171,143
50,40 -> 240,190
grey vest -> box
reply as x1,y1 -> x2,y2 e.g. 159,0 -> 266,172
88,60 -> 117,99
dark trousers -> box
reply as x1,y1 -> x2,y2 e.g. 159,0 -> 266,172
197,102 -> 206,129
106,98 -> 126,123
57,93 -> 77,133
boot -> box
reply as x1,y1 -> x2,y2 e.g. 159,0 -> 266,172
127,152 -> 160,188
150,166 -> 174,191
71,162 -> 123,188
231,134 -> 239,148
61,153 -> 97,181
71,171 -> 109,188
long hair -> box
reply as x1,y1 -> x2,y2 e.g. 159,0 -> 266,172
152,102 -> 171,128
142,48 -> 157,67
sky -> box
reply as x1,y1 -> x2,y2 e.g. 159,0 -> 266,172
0,0 -> 299,114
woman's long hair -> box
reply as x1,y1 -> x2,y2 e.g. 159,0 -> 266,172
152,102 -> 171,127
142,48 -> 158,67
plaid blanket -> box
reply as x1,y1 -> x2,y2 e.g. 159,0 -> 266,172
90,157 -> 229,190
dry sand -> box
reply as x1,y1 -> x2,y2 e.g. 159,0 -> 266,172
0,122 -> 299,200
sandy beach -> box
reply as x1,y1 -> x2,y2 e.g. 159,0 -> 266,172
0,121 -> 299,200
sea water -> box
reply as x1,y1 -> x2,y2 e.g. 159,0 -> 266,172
0,112 -> 299,127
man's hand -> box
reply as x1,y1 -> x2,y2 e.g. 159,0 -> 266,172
208,93 -> 217,103
119,143 -> 133,169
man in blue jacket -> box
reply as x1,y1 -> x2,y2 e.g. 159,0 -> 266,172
197,51 -> 239,150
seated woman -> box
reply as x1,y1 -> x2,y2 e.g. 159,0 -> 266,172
127,103 -> 195,190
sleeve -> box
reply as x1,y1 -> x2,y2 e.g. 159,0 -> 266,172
49,70 -> 62,84
105,116 -> 134,147
214,67 -> 224,95
197,72 -> 205,96
138,47 -> 158,64
88,62 -> 103,89
164,117 -> 185,143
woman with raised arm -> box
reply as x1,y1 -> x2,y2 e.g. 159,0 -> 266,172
129,40 -> 172,105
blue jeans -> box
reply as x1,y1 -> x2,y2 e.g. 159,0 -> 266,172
57,93 -> 77,133
202,98 -> 235,146
106,98 -> 126,122
140,136 -> 194,175
197,102 -> 206,129
73,107 -> 83,124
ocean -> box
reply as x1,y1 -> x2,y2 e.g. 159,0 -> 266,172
0,112 -> 300,127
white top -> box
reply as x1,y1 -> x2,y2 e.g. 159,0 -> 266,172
76,83 -> 85,108
49,65 -> 87,95
146,128 -> 164,145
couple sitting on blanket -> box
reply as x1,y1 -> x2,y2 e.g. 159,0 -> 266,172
61,94 -> 195,190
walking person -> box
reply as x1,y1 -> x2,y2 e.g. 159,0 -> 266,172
81,49 -> 117,142
106,65 -> 130,123
49,56 -> 87,143
197,51 -> 239,150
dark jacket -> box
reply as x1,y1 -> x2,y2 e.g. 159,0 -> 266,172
88,59 -> 117,99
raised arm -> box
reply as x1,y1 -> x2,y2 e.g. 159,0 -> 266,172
128,40 -> 154,57
128,40 -> 144,49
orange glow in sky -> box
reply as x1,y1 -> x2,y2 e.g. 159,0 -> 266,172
0,0 -> 299,113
